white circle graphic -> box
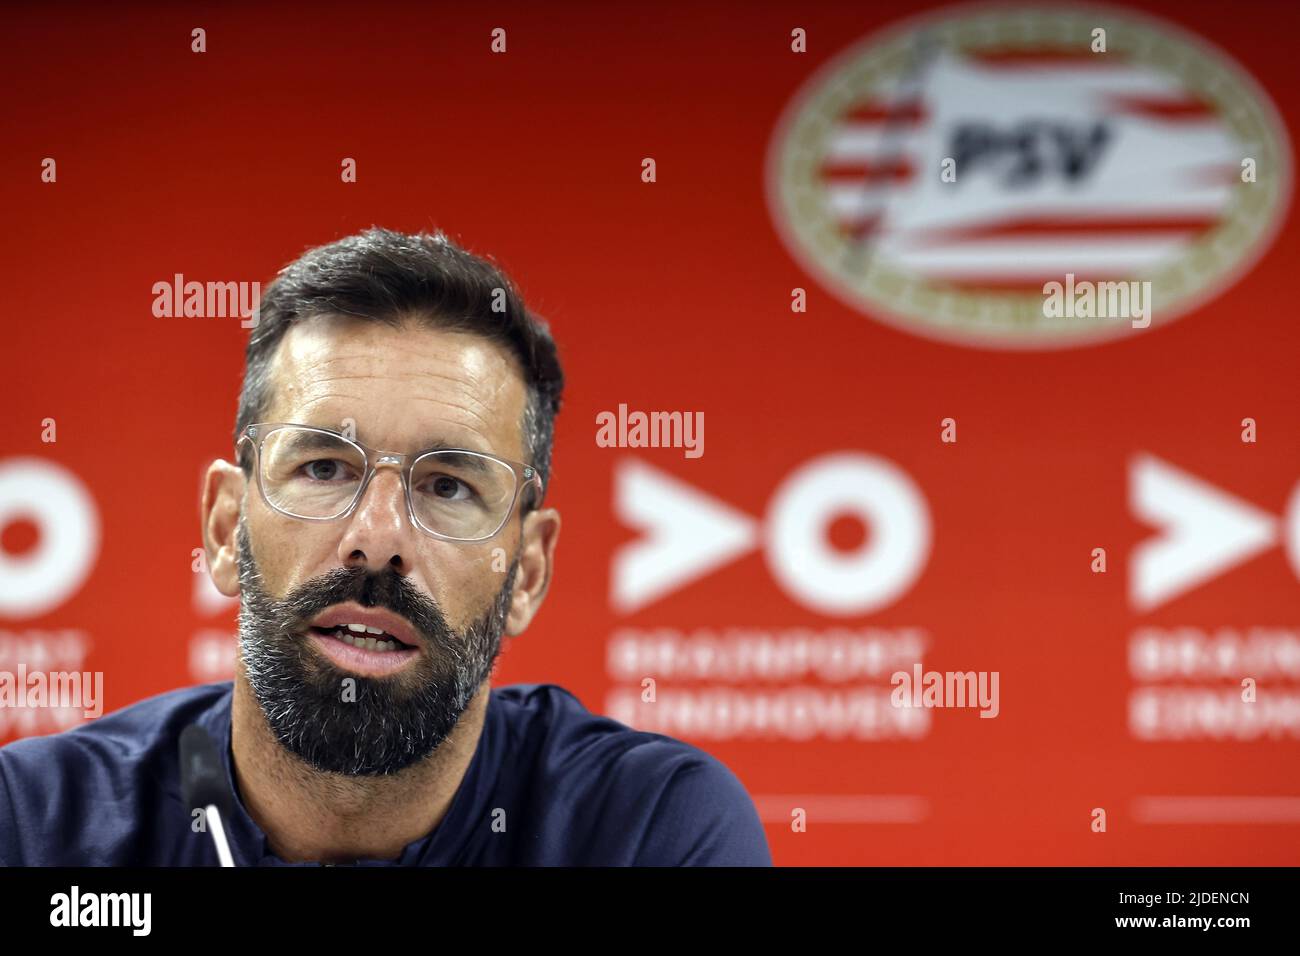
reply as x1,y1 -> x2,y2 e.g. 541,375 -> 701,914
0,458 -> 100,618
764,452 -> 930,615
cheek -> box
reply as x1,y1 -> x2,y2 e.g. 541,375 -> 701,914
417,543 -> 511,630
247,513 -> 338,596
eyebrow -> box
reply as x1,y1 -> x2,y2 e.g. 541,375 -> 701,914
291,426 -> 493,459
280,429 -> 350,452
423,449 -> 495,475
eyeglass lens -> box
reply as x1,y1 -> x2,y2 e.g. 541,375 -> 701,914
257,426 -> 519,539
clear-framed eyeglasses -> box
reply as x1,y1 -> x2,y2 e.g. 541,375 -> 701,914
236,422 -> 542,543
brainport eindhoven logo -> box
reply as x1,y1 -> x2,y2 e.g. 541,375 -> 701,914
765,4 -> 1291,348
611,453 -> 931,615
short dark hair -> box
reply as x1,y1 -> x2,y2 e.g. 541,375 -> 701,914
234,227 -> 564,512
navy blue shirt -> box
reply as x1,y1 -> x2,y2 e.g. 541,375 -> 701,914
0,681 -> 771,866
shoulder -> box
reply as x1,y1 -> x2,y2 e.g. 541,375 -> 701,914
490,683 -> 772,866
0,681 -> 230,773
491,682 -> 709,777
0,682 -> 231,865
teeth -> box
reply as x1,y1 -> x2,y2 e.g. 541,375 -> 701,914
331,628 -> 398,652
345,623 -> 388,636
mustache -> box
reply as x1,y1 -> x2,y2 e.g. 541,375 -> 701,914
244,560 -> 452,650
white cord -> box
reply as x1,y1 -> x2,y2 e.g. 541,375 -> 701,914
206,804 -> 235,867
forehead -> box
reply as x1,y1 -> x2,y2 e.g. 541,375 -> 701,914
262,314 -> 529,460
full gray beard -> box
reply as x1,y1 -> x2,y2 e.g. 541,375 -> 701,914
235,518 -> 517,776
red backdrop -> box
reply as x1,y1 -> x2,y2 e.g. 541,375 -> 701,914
2,0 -> 1298,865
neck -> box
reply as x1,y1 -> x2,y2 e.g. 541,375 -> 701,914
230,671 -> 488,863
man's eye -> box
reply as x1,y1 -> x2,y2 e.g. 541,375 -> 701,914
424,474 -> 473,501
302,459 -> 349,481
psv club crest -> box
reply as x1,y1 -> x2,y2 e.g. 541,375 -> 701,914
765,4 -> 1291,348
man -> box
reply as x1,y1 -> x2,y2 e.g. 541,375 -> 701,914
0,227 -> 771,866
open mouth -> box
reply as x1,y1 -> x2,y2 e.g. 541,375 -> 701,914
309,624 -> 416,654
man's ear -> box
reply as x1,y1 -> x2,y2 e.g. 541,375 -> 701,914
201,459 -> 246,598
505,507 -> 560,636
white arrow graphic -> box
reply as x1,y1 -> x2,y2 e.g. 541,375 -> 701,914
1130,453 -> 1278,611
611,458 -> 759,613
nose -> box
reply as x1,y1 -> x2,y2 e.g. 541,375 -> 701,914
337,462 -> 414,574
